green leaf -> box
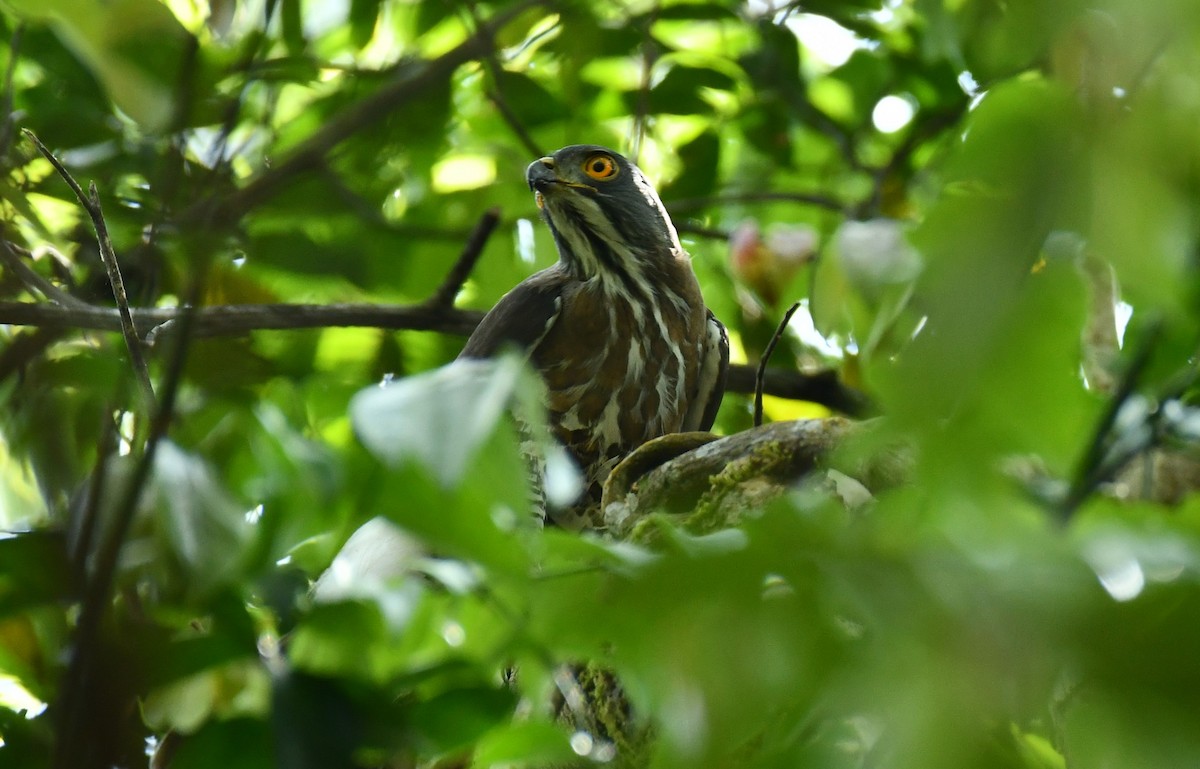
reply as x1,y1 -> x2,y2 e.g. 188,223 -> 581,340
349,355 -> 536,488
408,686 -> 517,756
348,0 -> 381,49
169,718 -> 274,769
473,720 -> 576,767
280,0 -> 304,56
5,0 -> 200,131
0,531 -> 71,616
493,70 -> 566,127
632,64 -> 736,116
660,129 -> 720,201
151,442 -> 253,598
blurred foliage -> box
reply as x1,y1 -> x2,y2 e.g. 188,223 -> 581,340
0,0 -> 1199,767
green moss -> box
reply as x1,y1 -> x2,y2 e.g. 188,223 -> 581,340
683,438 -> 798,534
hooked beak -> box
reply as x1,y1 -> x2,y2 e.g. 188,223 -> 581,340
526,157 -> 595,195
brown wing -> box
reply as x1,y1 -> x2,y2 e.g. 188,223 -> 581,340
686,309 -> 730,432
458,266 -> 569,359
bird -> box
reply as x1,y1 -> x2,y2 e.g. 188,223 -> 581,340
459,145 -> 729,527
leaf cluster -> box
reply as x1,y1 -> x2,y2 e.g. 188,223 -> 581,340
0,1 -> 1199,768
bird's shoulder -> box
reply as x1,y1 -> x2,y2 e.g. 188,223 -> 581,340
458,264 -> 575,359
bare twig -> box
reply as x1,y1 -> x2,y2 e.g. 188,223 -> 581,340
754,301 -> 802,426
0,240 -> 90,308
426,207 -> 502,310
667,190 -> 845,215
23,129 -> 156,410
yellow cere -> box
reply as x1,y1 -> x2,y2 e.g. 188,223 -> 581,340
431,154 -> 497,194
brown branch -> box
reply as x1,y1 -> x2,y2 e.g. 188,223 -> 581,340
23,129 -> 157,411
0,301 -> 485,339
182,0 -> 546,227
0,297 -> 864,411
426,207 -> 502,310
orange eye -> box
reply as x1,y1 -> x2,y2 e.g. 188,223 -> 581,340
582,154 -> 618,180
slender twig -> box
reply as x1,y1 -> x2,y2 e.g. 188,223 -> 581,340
23,130 -> 157,410
0,23 -> 23,158
754,301 -> 802,427
668,190 -> 845,214
426,207 -> 502,309
0,240 -> 90,308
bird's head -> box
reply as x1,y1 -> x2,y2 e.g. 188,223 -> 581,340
527,145 -> 684,282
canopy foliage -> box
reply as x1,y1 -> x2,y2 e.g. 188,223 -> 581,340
1,0 -> 1199,767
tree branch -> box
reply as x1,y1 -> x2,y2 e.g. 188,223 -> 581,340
0,301 -> 484,339
0,300 -> 866,411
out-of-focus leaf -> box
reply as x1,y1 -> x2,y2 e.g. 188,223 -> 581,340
151,442 -> 253,598
348,0 -> 380,49
350,355 -> 534,488
472,720 -> 576,767
631,64 -> 735,116
5,0 -> 200,131
169,717 -> 273,769
493,70 -> 565,127
408,686 -> 517,756
288,600 -> 392,679
280,0 -> 304,55
271,670 -> 363,769
659,129 -> 720,201
740,20 -> 802,94
0,531 -> 71,616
